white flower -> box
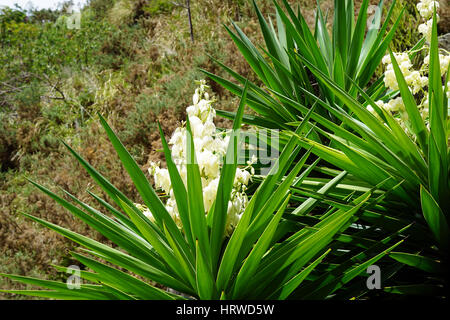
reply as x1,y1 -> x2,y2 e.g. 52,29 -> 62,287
149,81 -> 255,236
234,168 -> 251,186
439,54 -> 450,76
206,136 -> 226,156
367,104 -> 384,120
203,121 -> 216,137
419,76 -> 428,88
418,19 -> 433,43
383,49 -> 433,94
198,99 -> 210,115
400,60 -> 413,73
378,1 -> 448,137
203,178 -> 219,213
189,115 -> 204,137
247,154 -> 258,166
375,100 -> 385,109
386,97 -> 405,112
153,166 -> 171,194
404,71 -> 426,94
186,103 -> 199,118
198,149 -> 220,178
417,0 -> 439,20
193,89 -> 200,104
169,128 -> 186,159
135,203 -> 155,223
222,135 -> 230,152
170,127 -> 185,145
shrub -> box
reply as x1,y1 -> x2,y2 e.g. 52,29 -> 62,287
0,84 -> 402,299
208,0 -> 449,297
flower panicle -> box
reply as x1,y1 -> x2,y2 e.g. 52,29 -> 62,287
372,0 -> 449,138
140,81 -> 256,236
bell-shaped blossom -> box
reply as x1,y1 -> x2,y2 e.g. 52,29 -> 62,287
144,80 -> 256,236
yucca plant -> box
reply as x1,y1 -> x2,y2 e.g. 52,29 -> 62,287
203,0 -> 404,129
287,9 -> 449,295
207,0 -> 449,297
0,86 -> 404,300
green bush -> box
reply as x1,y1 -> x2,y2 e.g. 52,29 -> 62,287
208,0 -> 449,297
0,87 -> 402,299
142,0 -> 175,15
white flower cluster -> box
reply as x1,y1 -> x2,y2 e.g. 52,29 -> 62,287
417,0 -> 439,20
417,1 -> 439,42
382,53 -> 428,94
423,53 -> 450,76
371,0 -> 450,135
140,80 -> 255,236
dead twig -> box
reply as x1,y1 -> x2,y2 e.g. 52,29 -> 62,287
171,0 -> 194,42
